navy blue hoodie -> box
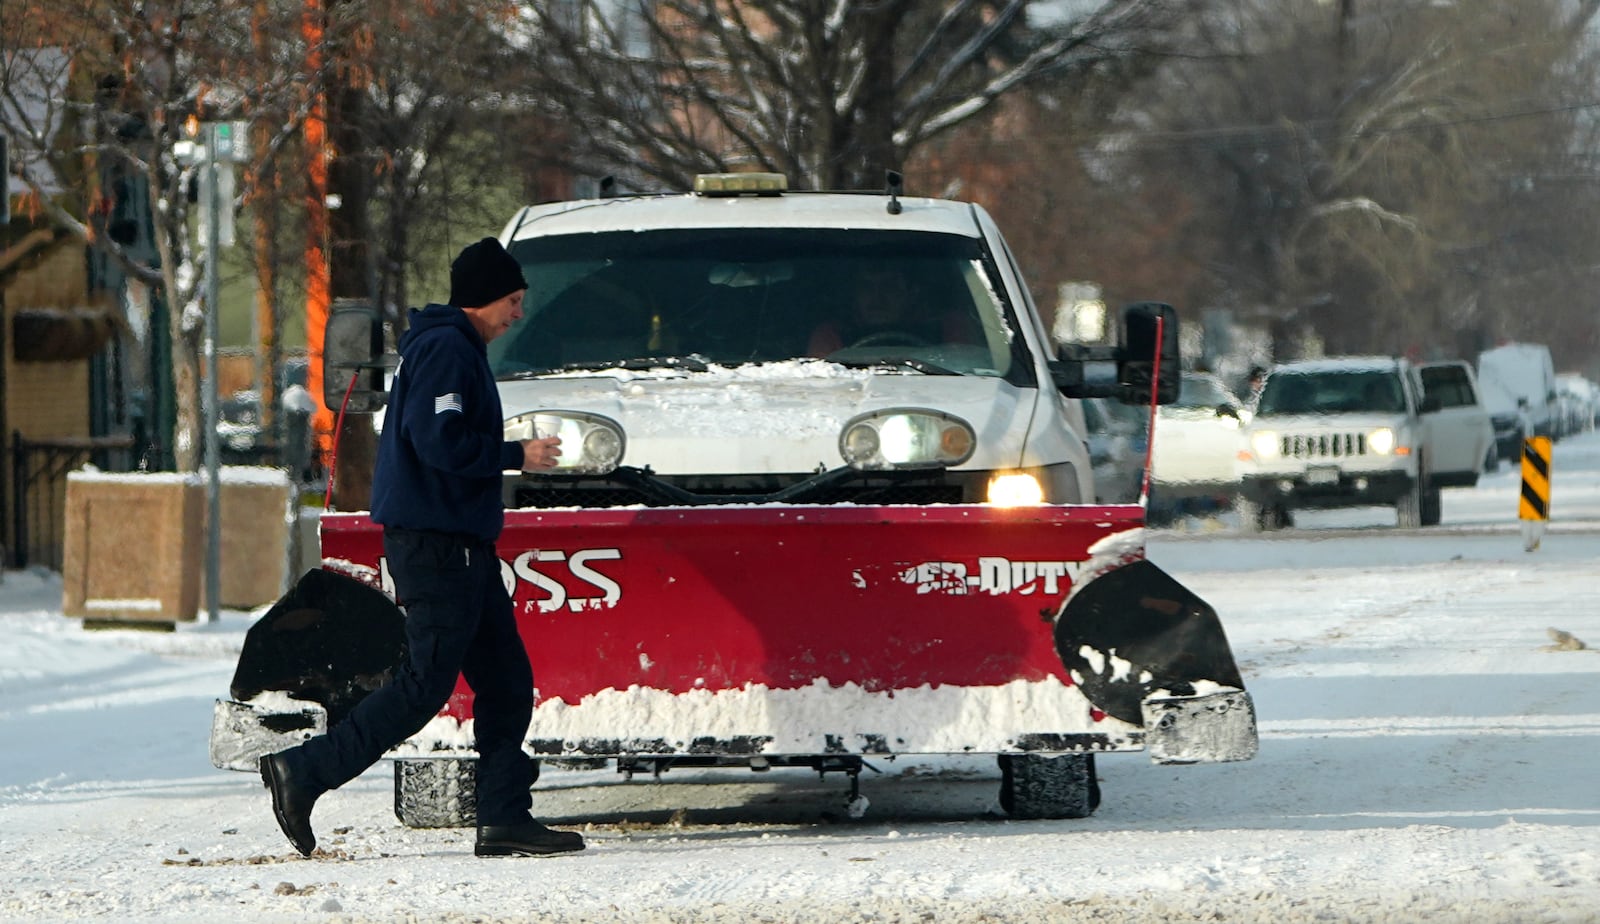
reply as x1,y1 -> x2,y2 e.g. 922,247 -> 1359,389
370,304 -> 524,540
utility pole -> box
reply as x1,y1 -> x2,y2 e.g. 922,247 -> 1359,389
1,134 -> 9,225
177,121 -> 246,623
1,134 -> 10,571
324,0 -> 378,511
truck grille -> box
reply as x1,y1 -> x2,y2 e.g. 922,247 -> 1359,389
1281,432 -> 1367,459
511,470 -> 974,509
513,483 -> 965,508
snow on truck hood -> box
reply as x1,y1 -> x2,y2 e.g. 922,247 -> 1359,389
498,360 -> 1029,474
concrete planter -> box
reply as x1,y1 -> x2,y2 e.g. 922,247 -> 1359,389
61,466 -> 296,626
62,471 -> 203,626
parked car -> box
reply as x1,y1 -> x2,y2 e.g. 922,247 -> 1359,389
1479,376 -> 1529,464
1477,342 -> 1557,448
217,391 -> 265,458
1148,371 -> 1249,522
1555,373 -> 1597,438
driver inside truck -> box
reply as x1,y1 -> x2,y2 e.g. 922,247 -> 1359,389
807,264 -> 976,357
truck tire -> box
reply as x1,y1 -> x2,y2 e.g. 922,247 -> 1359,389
394,758 -> 477,828
1421,485 -> 1442,527
997,752 -> 1100,819
1234,496 -> 1261,533
1237,496 -> 1289,532
1397,463 -> 1425,529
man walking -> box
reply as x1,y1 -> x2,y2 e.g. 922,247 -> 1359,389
261,237 -> 583,858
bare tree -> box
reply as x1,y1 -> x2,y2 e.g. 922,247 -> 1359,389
512,0 -> 1192,192
2,0 -> 321,470
351,0 -> 538,324
1114,0 -> 1600,364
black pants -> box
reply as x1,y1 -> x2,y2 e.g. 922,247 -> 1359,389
283,527 -> 536,826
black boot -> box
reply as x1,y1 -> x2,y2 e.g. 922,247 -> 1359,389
260,751 -> 321,857
475,820 -> 586,857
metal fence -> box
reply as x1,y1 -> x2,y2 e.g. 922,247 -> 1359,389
9,432 -> 136,570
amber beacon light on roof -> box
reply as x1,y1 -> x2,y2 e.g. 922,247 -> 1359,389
693,172 -> 789,196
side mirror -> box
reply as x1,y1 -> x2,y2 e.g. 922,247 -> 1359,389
1051,302 -> 1181,405
1118,302 -> 1181,405
322,301 -> 390,412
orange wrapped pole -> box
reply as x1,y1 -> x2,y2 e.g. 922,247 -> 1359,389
302,0 -> 334,470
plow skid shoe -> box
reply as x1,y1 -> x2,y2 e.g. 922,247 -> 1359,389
209,698 -> 327,771
1055,558 -> 1250,732
1142,689 -> 1258,764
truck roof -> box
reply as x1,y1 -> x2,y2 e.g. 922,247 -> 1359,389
501,192 -> 985,240
1272,356 -> 1400,374
1478,341 -> 1551,362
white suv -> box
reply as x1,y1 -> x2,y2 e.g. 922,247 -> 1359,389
1235,356 -> 1492,529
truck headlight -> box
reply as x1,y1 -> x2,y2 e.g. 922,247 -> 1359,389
504,411 -> 625,474
987,472 -> 1044,506
1249,430 -> 1281,460
839,409 -> 975,470
1367,427 -> 1396,455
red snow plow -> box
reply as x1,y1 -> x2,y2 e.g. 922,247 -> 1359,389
216,500 -> 1254,823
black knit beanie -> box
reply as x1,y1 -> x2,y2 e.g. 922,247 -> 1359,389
449,237 -> 526,308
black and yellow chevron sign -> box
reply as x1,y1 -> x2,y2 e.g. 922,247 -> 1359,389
1519,436 -> 1551,521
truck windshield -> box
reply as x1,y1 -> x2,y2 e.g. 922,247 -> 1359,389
1256,370 -> 1406,415
490,229 -> 1022,379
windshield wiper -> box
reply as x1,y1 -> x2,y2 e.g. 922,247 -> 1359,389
498,355 -> 712,380
559,356 -> 712,373
830,357 -> 961,376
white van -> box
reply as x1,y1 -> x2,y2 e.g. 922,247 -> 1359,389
1476,343 -> 1557,455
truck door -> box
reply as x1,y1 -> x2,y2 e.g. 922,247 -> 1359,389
1418,360 -> 1494,485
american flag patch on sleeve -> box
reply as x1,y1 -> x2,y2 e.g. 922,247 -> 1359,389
434,393 -> 463,415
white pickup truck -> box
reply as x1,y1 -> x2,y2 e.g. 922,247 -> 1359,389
1235,356 -> 1493,529
218,172 -> 1258,826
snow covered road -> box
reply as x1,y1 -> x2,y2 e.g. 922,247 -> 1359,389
4,435 -> 1600,922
